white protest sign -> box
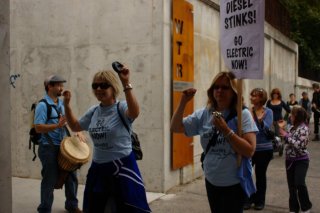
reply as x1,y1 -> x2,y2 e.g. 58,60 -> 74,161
220,0 -> 265,79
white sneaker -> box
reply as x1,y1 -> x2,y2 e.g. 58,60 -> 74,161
301,209 -> 311,213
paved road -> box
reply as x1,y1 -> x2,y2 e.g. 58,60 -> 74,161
149,140 -> 320,213
13,139 -> 320,213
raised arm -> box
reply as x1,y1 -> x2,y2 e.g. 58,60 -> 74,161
63,90 -> 83,132
117,66 -> 139,119
170,88 -> 197,133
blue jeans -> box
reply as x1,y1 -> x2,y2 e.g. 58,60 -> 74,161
37,144 -> 79,213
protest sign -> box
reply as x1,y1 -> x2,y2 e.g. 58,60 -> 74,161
220,0 -> 265,79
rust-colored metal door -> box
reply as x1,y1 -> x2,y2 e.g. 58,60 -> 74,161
172,0 -> 194,170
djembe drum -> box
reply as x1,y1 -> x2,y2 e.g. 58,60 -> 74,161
55,136 -> 90,189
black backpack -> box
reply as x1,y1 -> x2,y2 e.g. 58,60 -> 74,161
29,99 -> 59,161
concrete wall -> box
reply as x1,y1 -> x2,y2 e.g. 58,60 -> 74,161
0,0 -> 12,212
10,0 -> 168,192
10,0 -> 314,193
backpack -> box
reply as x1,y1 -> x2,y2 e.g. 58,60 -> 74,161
29,99 -> 59,161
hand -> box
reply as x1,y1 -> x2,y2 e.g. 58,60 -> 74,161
279,127 -> 287,137
278,120 -> 286,129
181,88 -> 197,104
57,115 -> 67,128
75,132 -> 87,143
118,65 -> 130,85
212,115 -> 229,134
62,90 -> 72,105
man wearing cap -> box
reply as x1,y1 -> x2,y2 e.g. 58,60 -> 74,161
311,83 -> 320,141
34,75 -> 82,213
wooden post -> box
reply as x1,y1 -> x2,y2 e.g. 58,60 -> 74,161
237,79 -> 243,166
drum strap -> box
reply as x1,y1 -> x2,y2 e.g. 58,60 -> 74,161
43,105 -> 71,147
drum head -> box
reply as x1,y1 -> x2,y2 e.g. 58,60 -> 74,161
61,136 -> 90,161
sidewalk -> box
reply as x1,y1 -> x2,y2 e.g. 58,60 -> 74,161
13,141 -> 320,213
149,140 -> 320,213
12,178 -> 164,213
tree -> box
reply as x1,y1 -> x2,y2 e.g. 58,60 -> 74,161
281,0 -> 320,81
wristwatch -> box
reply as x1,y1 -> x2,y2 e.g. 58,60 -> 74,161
123,83 -> 133,91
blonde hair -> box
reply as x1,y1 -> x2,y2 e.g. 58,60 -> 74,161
92,70 -> 121,98
207,72 -> 238,109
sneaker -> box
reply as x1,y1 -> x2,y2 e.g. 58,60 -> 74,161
66,207 -> 82,213
254,203 -> 265,210
301,209 -> 311,213
243,202 -> 252,210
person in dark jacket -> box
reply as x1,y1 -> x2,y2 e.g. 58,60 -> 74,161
311,83 -> 320,141
266,88 -> 291,136
299,92 -> 311,125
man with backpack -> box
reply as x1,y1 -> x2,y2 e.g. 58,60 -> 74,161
34,75 -> 82,213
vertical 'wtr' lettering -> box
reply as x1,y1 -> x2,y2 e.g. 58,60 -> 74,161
175,19 -> 183,34
176,64 -> 183,78
177,41 -> 182,55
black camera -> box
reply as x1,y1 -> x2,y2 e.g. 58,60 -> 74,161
112,61 -> 124,73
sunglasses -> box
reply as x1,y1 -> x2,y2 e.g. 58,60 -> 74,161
213,85 -> 230,90
91,82 -> 112,90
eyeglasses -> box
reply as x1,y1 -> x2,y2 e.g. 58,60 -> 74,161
91,82 -> 112,90
213,85 -> 230,90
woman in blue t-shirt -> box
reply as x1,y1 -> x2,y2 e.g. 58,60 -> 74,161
171,72 -> 258,213
63,67 -> 151,213
244,88 -> 274,211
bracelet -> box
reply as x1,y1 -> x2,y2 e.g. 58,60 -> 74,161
225,130 -> 235,141
123,83 -> 133,92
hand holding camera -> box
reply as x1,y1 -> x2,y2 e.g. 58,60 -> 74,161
112,61 -> 130,87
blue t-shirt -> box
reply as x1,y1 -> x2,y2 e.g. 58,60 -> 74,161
183,107 -> 258,186
79,101 -> 133,163
34,94 -> 67,145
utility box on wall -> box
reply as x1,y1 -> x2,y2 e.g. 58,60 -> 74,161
171,0 -> 194,170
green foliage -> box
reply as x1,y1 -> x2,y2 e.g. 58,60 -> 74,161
281,0 -> 320,78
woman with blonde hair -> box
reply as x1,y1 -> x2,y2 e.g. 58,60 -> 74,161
63,66 -> 151,213
171,72 -> 258,213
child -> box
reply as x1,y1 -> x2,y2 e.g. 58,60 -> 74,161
279,106 -> 312,213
